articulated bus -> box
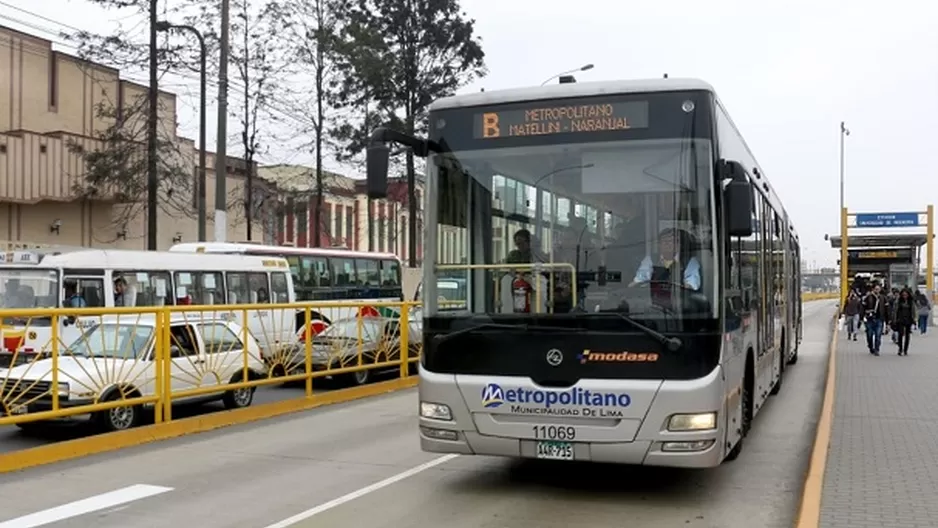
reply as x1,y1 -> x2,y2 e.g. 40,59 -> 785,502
0,249 -> 296,367
365,78 -> 802,467
169,242 -> 404,335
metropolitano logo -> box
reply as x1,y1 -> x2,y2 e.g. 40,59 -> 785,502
481,383 -> 505,408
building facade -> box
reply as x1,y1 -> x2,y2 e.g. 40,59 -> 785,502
0,24 -> 271,251
259,164 -> 425,265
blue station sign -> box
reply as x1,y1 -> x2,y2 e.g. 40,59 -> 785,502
854,212 -> 920,228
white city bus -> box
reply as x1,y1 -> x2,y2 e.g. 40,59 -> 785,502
169,242 -> 404,336
365,78 -> 802,468
0,249 -> 296,365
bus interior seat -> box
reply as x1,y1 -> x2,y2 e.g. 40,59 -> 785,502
228,291 -> 238,304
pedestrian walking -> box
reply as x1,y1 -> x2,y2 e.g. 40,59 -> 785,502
915,290 -> 931,334
893,288 -> 915,356
842,290 -> 861,341
862,284 -> 888,355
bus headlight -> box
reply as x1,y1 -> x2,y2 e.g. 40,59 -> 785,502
57,382 -> 70,396
668,412 -> 716,431
420,401 -> 453,421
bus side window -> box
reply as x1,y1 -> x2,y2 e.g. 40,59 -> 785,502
225,272 -> 250,305
355,259 -> 379,286
270,272 -> 290,303
331,258 -> 355,287
175,271 -> 224,305
247,272 -> 270,303
65,277 -> 105,307
118,271 -> 173,307
380,259 -> 401,286
313,257 -> 331,287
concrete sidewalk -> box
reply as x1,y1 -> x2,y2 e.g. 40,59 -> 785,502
820,320 -> 938,527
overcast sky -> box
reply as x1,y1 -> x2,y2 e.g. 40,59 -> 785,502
2,0 -> 936,267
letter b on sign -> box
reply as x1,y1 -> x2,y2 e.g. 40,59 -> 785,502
482,113 -> 500,138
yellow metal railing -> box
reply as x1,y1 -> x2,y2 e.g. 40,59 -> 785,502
0,301 -> 420,428
0,291 -> 832,430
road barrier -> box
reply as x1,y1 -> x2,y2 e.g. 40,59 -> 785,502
1,295 -> 836,434
0,301 -> 421,432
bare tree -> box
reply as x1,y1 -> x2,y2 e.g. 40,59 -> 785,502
267,0 -> 344,247
67,91 -> 194,243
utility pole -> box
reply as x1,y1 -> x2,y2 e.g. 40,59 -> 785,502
214,0 -> 230,242
146,0 -> 159,250
243,11 -> 253,241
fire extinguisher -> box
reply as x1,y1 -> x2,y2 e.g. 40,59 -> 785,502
512,274 -> 532,313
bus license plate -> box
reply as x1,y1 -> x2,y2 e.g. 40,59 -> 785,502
536,441 -> 574,461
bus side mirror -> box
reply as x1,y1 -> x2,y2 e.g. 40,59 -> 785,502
725,179 -> 753,238
366,142 -> 390,199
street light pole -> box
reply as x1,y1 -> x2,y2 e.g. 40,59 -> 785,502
214,0 -> 231,242
156,21 -> 207,241
839,121 -> 850,303
541,64 -> 594,86
839,121 -> 849,212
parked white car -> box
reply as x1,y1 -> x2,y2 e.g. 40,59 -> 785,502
0,314 -> 267,432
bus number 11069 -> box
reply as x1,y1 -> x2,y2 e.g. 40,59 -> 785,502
532,425 -> 576,440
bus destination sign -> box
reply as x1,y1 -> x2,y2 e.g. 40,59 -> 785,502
474,100 -> 649,139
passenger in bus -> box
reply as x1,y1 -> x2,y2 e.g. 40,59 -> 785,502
64,281 -> 87,308
506,229 -> 535,264
256,288 -> 269,303
2,278 -> 20,308
113,276 -> 136,307
630,228 -> 701,291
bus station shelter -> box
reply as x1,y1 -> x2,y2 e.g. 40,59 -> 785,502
831,207 -> 934,302
828,234 -> 928,289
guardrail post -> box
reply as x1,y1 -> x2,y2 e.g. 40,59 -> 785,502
357,308 -> 364,371
241,308 -> 249,386
50,312 -> 59,412
153,309 -> 164,424
161,307 -> 173,422
399,303 -> 410,379
304,305 -> 313,399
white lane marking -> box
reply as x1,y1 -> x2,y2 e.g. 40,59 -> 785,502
0,484 -> 173,528
262,454 -> 459,528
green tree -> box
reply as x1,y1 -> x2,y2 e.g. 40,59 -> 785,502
331,0 -> 486,263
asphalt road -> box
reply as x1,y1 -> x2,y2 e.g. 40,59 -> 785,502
0,379 -> 350,453
0,301 -> 836,528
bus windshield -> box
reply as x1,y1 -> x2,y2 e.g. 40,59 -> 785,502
425,137 -> 717,322
0,268 -> 60,310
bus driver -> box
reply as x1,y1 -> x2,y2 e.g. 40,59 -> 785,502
630,227 -> 701,291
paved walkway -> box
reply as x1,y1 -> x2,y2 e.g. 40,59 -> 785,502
820,318 -> 938,528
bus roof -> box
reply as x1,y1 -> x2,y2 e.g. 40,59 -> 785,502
430,78 -> 716,111
38,249 -> 289,271
169,242 -> 401,261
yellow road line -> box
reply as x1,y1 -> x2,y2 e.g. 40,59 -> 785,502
0,376 -> 419,474
794,311 -> 839,527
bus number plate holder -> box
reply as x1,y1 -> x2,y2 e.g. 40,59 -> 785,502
536,441 -> 574,461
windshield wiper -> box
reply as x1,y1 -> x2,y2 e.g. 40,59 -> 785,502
593,313 -> 682,352
432,323 -> 583,346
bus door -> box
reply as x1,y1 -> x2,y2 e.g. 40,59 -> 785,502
61,270 -> 107,348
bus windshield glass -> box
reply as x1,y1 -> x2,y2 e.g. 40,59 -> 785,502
425,91 -> 717,324
0,268 -> 60,310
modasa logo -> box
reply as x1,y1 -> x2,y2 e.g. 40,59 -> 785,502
480,383 -> 630,413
